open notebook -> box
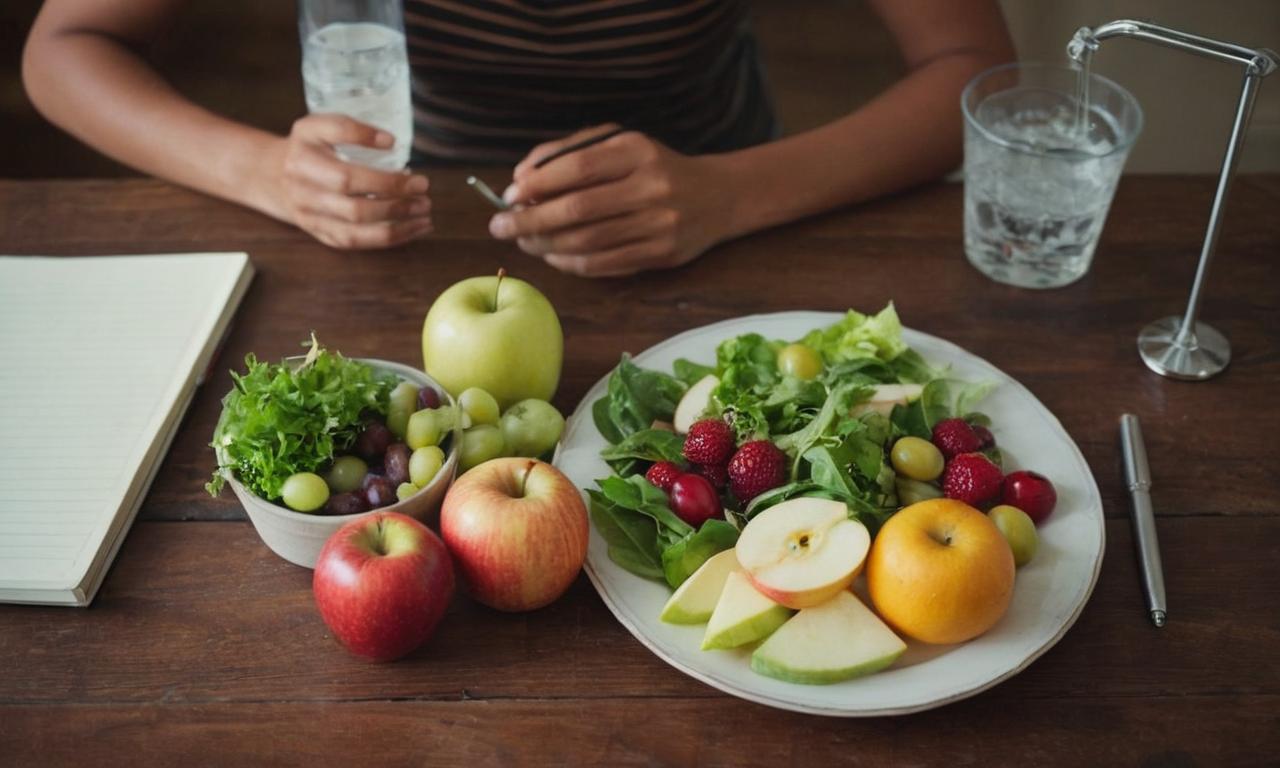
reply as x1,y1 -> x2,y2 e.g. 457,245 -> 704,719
0,252 -> 254,606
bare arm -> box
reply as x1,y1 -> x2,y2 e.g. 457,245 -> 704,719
716,0 -> 1016,237
22,0 -> 432,249
492,0 -> 1015,277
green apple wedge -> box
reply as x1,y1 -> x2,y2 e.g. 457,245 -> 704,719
750,590 -> 907,685
701,571 -> 794,650
660,549 -> 740,625
422,270 -> 563,410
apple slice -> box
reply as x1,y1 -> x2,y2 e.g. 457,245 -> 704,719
751,590 -> 907,684
701,571 -> 794,650
850,383 -> 924,418
673,374 -> 719,434
735,497 -> 870,609
660,549 -> 740,625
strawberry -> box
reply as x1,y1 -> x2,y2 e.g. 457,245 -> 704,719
932,418 -> 983,459
645,461 -> 683,493
727,440 -> 787,502
941,453 -> 1004,507
694,462 -> 729,490
683,419 -> 735,466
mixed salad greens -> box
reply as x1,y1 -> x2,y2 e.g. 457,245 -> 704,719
589,304 -> 995,589
207,338 -> 396,501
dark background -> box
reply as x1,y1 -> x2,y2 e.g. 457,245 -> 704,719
0,0 -> 902,179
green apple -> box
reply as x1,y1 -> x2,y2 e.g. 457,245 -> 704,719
673,374 -> 718,434
499,399 -> 565,458
660,549 -> 740,625
422,271 -> 563,410
701,571 -> 794,650
459,424 -> 505,472
751,590 -> 907,685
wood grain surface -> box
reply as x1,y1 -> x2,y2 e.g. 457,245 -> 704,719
1,173 -> 1277,766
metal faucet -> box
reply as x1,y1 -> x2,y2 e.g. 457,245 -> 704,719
1068,20 -> 1277,380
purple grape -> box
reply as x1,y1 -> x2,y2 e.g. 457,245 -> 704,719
355,422 -> 393,462
323,491 -> 369,516
417,387 -> 442,410
363,476 -> 396,509
384,442 -> 410,486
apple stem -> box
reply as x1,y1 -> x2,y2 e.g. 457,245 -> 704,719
518,460 -> 536,498
493,267 -> 506,312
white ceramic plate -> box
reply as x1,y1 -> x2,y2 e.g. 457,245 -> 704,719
553,312 -> 1105,717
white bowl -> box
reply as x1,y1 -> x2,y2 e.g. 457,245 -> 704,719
218,358 -> 460,568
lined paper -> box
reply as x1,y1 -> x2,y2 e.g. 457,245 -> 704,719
0,253 -> 252,605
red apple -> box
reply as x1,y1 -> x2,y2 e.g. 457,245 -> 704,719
440,457 -> 588,612
1001,470 -> 1058,524
313,511 -> 455,662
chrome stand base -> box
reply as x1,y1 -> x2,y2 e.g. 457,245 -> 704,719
1138,316 -> 1231,380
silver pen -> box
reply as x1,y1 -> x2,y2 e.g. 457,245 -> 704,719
1120,414 -> 1167,627
466,176 -> 511,211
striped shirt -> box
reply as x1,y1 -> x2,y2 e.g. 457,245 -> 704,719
402,0 -> 777,163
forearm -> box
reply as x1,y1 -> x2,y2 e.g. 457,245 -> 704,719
22,27 -> 286,220
714,51 -> 1004,240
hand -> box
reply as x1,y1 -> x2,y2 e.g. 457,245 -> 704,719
256,114 -> 432,250
489,125 -> 734,277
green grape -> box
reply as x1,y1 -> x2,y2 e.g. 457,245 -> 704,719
325,455 -> 368,494
989,505 -> 1038,566
409,445 -> 446,487
890,437 -> 944,481
459,424 -> 505,472
389,381 -> 420,414
895,476 -> 943,506
395,482 -> 420,502
499,399 -> 564,458
281,472 -> 330,512
406,409 -> 441,450
776,343 -> 823,380
459,387 -> 501,426
387,403 -> 412,439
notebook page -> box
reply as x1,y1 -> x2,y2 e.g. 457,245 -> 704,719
0,253 -> 249,594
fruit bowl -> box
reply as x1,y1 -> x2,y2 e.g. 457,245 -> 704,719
218,358 -> 461,569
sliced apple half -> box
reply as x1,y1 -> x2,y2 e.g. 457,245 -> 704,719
751,590 -> 907,684
701,571 -> 794,650
660,549 -> 740,625
736,497 -> 870,609
673,374 -> 719,434
850,383 -> 924,418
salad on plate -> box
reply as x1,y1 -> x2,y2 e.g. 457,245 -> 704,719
586,304 -> 1058,685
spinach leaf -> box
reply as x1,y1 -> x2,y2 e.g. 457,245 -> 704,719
599,428 -> 684,477
588,475 -> 700,582
889,348 -> 944,384
588,490 -> 664,580
661,519 -> 739,588
592,354 -> 687,444
673,358 -> 716,386
592,396 -> 625,445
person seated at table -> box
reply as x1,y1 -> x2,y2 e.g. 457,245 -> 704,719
22,0 -> 1013,277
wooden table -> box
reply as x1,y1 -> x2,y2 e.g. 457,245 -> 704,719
2,172 -> 1277,766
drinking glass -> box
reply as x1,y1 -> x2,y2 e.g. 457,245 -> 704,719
299,0 -> 412,171
962,62 -> 1143,288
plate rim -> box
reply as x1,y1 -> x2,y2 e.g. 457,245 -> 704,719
558,310 -> 1106,717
